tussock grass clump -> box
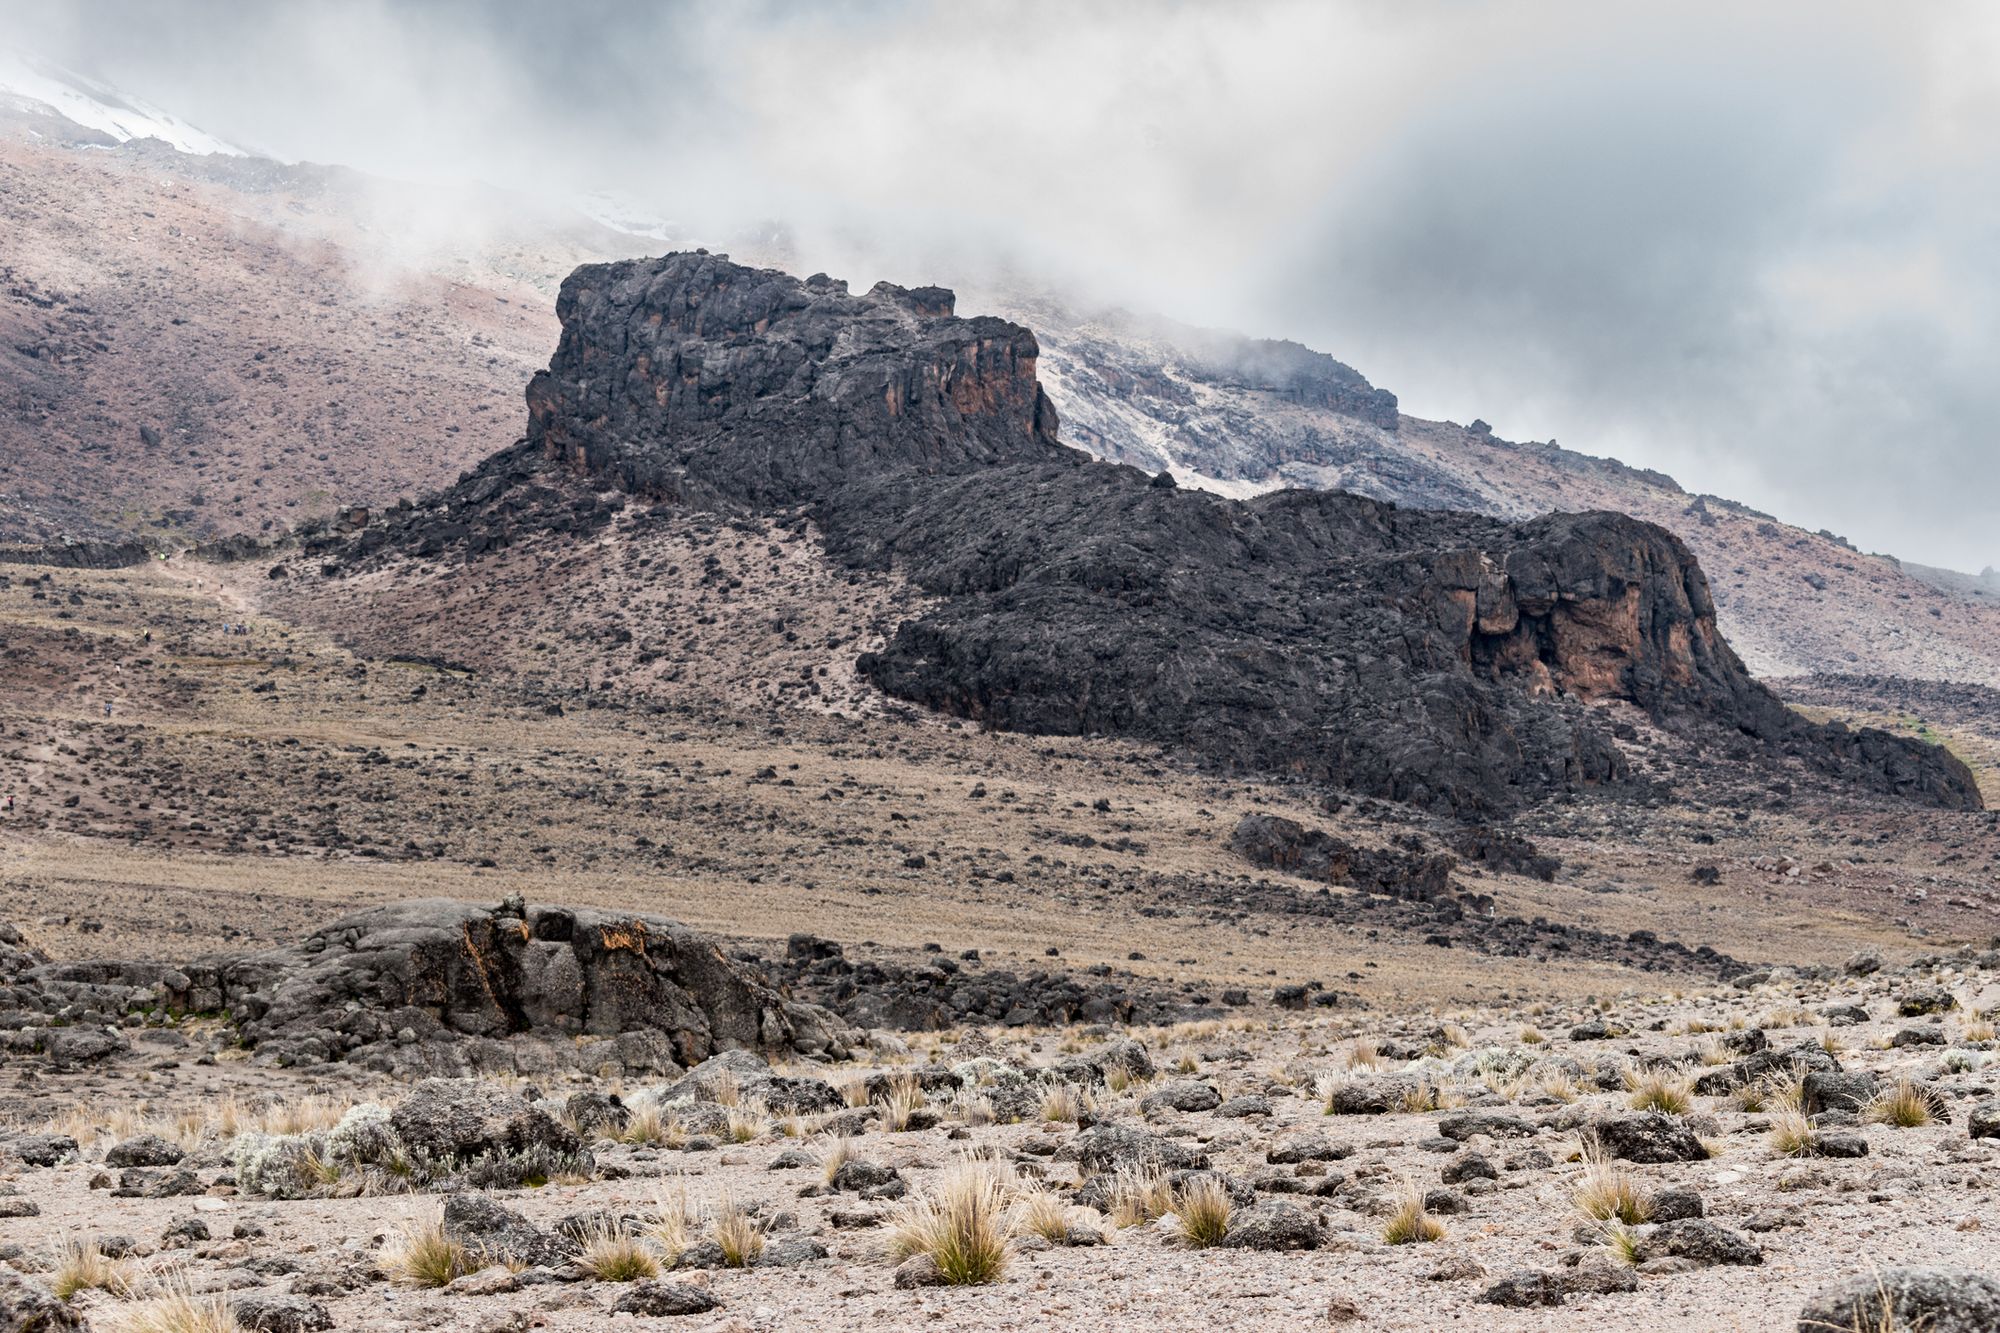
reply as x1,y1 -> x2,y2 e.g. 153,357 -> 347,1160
1764,1066 -> 1810,1113
887,1163 -> 1013,1285
382,1209 -> 471,1288
1964,1017 -> 1997,1043
1039,1082 -> 1092,1124
647,1189 -> 691,1264
1865,1079 -> 1941,1129
1174,1054 -> 1199,1076
52,1234 -> 136,1301
724,1104 -> 764,1144
618,1102 -> 686,1148
1167,1176 -> 1233,1248
820,1136 -> 859,1184
1622,1064 -> 1695,1115
1381,1179 -> 1446,1245
881,1076 -> 926,1132
1107,1162 -> 1174,1229
711,1197 -> 764,1268
1398,1078 -> 1467,1114
1104,1065 -> 1136,1094
1517,1025 -> 1546,1045
1769,1107 -> 1820,1158
1537,1071 -> 1581,1104
1572,1152 -> 1651,1226
576,1224 -> 660,1282
258,1093 -> 352,1138
1602,1222 -> 1642,1268
1426,1023 -> 1472,1056
1016,1188 -> 1096,1245
1344,1038 -> 1385,1071
106,1274 -> 239,1333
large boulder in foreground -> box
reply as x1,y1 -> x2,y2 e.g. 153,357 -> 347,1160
225,899 -> 851,1071
1797,1268 -> 2000,1333
0,1268 -> 85,1329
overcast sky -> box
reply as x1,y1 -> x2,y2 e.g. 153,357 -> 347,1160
7,0 -> 1999,571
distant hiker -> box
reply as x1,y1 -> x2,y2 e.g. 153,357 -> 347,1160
103,701 -> 113,717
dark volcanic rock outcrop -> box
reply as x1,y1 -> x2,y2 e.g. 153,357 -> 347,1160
12,899 -> 850,1075
524,252 -> 1063,510
341,253 -> 1980,817
1229,815 -> 1456,900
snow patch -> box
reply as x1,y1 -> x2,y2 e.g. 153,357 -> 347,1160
0,51 -> 245,157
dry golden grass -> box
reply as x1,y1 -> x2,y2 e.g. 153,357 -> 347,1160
1623,1063 -> 1696,1115
1769,1106 -> 1820,1158
575,1223 -> 660,1282
887,1163 -> 1014,1285
51,1233 -> 137,1300
382,1208 -> 470,1288
1572,1151 -> 1651,1225
1108,1162 -> 1174,1229
104,1273 -> 239,1333
1166,1175 -> 1233,1248
1382,1179 -> 1446,1245
880,1075 -> 925,1132
1864,1079 -> 1941,1129
647,1188 -> 692,1264
1038,1082 -> 1092,1125
711,1196 -> 764,1268
619,1101 -> 686,1148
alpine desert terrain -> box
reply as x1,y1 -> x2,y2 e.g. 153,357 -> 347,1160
1,56 -> 1998,1333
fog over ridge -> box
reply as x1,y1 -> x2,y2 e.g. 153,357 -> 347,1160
5,0 -> 1998,570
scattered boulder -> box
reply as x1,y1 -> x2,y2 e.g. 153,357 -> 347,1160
1796,1268 -> 2000,1333
1637,1219 -> 1762,1267
390,1079 -> 581,1165
614,1281 -> 720,1316
1588,1112 -> 1708,1164
440,1194 -> 573,1268
1478,1271 -> 1566,1308
1801,1070 -> 1880,1116
104,1134 -> 184,1168
1898,985 -> 1957,1017
9,1135 -> 77,1168
1220,1201 -> 1323,1251
1056,1123 -> 1209,1173
1141,1082 -> 1221,1114
230,1295 -> 334,1332
1438,1110 -> 1534,1141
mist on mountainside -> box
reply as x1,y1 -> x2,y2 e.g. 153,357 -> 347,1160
4,0 -> 2000,572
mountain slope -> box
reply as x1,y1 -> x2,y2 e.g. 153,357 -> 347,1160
1,87 -> 1992,699
993,296 -> 2000,689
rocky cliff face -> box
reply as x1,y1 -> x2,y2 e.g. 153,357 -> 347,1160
525,252 -> 1063,510
343,253 -> 1980,817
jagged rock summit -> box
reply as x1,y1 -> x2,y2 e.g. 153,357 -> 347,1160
525,250 -> 1064,510
327,252 -> 1979,817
